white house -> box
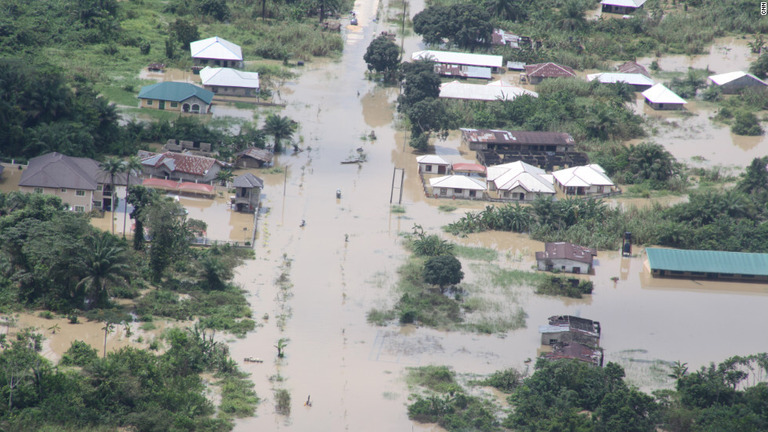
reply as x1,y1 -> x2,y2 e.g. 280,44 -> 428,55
199,67 -> 260,97
536,242 -> 597,274
416,155 -> 451,174
601,0 -> 646,14
642,83 -> 687,110
486,161 -> 555,201
587,72 -> 654,91
429,175 -> 486,199
708,71 -> 768,94
552,164 -> 616,196
439,80 -> 538,102
412,50 -> 503,79
190,36 -> 244,68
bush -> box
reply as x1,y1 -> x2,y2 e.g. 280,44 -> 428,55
536,276 -> 593,298
732,110 -> 763,136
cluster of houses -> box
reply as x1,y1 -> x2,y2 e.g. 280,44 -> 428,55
138,36 -> 260,114
539,315 -> 603,366
14,149 -> 269,214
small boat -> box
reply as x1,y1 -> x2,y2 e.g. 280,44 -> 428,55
244,357 -> 264,363
336,188 -> 342,199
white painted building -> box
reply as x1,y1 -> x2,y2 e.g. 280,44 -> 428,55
642,83 -> 687,110
552,164 -> 615,196
429,175 -> 486,199
439,80 -> 538,102
708,71 -> 768,94
416,155 -> 451,174
486,161 -> 555,201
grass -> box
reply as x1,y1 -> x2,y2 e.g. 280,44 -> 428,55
437,205 -> 457,212
453,245 -> 497,262
391,205 -> 406,213
406,365 -> 459,393
274,389 -> 291,415
217,373 -> 260,418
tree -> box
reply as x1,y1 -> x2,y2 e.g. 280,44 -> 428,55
215,169 -> 234,186
410,225 -> 455,257
170,18 -> 199,48
121,156 -> 142,240
398,60 -> 441,111
422,255 -> 463,293
275,338 -> 289,358
198,0 -> 231,21
127,185 -> 158,251
364,35 -> 400,81
100,156 -> 124,235
146,197 -> 190,282
77,232 -> 131,308
413,4 -> 492,50
749,53 -> 768,79
737,156 -> 768,195
483,0 -> 526,21
731,110 -> 763,136
626,142 -> 681,186
262,114 -> 297,152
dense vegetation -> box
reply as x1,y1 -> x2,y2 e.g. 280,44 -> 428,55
408,354 -> 768,432
0,325 -> 258,430
445,156 -> 768,252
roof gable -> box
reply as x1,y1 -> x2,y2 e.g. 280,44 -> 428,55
524,62 -> 576,78
587,72 -> 654,86
616,61 -> 650,77
642,83 -> 687,104
233,173 -> 264,188
190,36 -> 243,61
138,82 -> 214,104
411,50 -> 503,68
708,71 -> 767,86
200,66 -> 260,88
487,161 -> 554,193
601,0 -> 646,7
416,155 -> 450,165
552,164 -> 614,187
19,152 -> 99,190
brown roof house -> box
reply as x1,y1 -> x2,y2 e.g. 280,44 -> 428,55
542,342 -> 604,366
536,242 -> 597,274
19,152 -> 137,212
232,173 -> 263,213
523,62 -> 576,84
461,128 -> 575,153
617,60 -> 650,77
235,148 -> 273,168
139,151 -> 229,183
539,315 -> 601,347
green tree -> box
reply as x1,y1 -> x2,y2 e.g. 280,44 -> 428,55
422,255 -> 463,293
100,157 -> 124,235
215,169 -> 234,186
198,0 -> 231,21
732,110 -> 763,136
737,156 -> 768,195
364,34 -> 400,81
76,232 -> 131,308
127,185 -> 158,251
146,197 -> 190,282
121,156 -> 143,240
483,0 -> 526,21
398,60 -> 441,112
749,52 -> 768,79
262,114 -> 297,153
413,4 -> 492,50
626,142 -> 681,186
170,18 -> 199,48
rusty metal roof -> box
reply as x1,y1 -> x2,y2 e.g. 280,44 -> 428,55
537,242 -> 597,265
140,151 -> 226,176
461,128 -> 575,146
236,147 -> 273,163
524,62 -> 576,78
541,315 -> 600,337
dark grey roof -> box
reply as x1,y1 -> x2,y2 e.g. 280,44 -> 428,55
19,152 -> 138,190
233,173 -> 264,188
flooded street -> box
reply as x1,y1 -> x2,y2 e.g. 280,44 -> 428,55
225,1 -> 768,432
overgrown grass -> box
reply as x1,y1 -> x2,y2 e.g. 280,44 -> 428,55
437,205 -> 457,212
407,365 -> 460,393
453,245 -> 497,262
217,372 -> 260,418
391,205 -> 406,213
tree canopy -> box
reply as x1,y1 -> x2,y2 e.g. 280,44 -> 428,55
364,34 -> 400,81
413,4 -> 493,51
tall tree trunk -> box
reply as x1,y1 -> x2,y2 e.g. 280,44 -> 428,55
122,177 -> 130,239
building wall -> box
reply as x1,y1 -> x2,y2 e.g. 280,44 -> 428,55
432,186 -> 484,199
540,331 -> 600,346
180,97 -> 211,114
19,186 -> 93,211
206,85 -> 258,97
194,58 -> 243,69
140,98 -> 183,112
237,157 -> 267,169
419,163 -> 449,174
537,258 -> 590,274
645,100 -> 684,110
651,269 -> 768,282
601,4 -> 641,14
720,78 -> 766,94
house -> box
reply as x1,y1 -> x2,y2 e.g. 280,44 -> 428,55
601,0 -> 647,14
18,152 -> 137,212
416,155 -> 450,174
190,36 -> 244,68
429,175 -> 486,199
645,248 -> 768,282
439,80 -> 538,102
491,29 -> 521,48
523,62 -> 576,84
536,242 -> 597,274
235,147 -> 273,168
141,178 -> 216,197
232,173 -> 263,213
552,164 -> 616,196
708,71 -> 768,94
587,72 -> 654,91
164,139 -> 212,154
486,161 -> 555,201
642,83 -> 687,110
411,50 -> 504,79
199,66 -> 260,97
539,315 -> 601,347
542,343 -> 604,366
461,128 -> 575,153
617,60 -> 650,77
138,82 -> 214,114
139,151 -> 229,183
451,163 -> 486,177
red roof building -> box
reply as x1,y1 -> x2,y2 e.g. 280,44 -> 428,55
524,62 -> 576,84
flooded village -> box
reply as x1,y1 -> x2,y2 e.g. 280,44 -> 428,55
1,0 -> 768,430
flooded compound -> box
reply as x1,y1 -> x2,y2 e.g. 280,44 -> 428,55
225,1 -> 768,432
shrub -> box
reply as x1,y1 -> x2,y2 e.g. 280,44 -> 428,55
732,110 -> 763,136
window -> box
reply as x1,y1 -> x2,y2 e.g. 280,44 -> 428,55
469,190 -> 476,198
76,190 -> 86,196
34,187 -> 43,194
147,100 -> 153,105
171,102 -> 178,108
454,188 -> 463,194
94,201 -> 102,208
97,185 -> 103,191
61,188 -> 67,192
425,165 -> 432,172
439,188 -> 447,196
74,206 -> 85,212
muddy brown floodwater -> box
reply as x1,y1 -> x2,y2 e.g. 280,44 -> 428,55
226,2 -> 768,432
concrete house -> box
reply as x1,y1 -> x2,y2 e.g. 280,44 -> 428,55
587,72 -> 654,91
617,60 -> 650,77
542,342 -> 604,366
646,248 -> 768,282
138,82 -> 214,114
601,0 -> 646,14
451,163 -> 486,178
139,151 -> 228,183
199,66 -> 260,97
461,128 -> 575,153
411,50 -> 503,80
708,71 -> 768,94
232,173 -> 263,213
552,164 -> 615,196
642,83 -> 687,110
539,315 -> 601,347
416,155 -> 450,174
190,36 -> 244,68
439,80 -> 538,102
523,62 -> 576,84
536,242 -> 597,274
235,147 -> 273,168
429,175 -> 486,199
18,152 -> 136,212
486,161 -> 555,201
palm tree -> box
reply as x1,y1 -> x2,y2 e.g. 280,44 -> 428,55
121,156 -> 143,240
215,169 -> 234,186
263,114 -> 297,153
77,232 -> 131,308
100,157 -> 125,235
484,0 -> 526,21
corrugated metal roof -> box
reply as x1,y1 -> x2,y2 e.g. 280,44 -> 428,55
200,67 -> 259,89
646,248 -> 768,276
138,82 -> 214,104
601,0 -> 646,7
439,80 -> 538,102
190,36 -> 243,61
429,175 -> 486,190
487,161 -> 554,193
411,50 -> 503,68
642,84 -> 687,104
537,242 -> 597,264
233,173 -> 264,188
416,155 -> 450,165
140,151 -> 225,176
708,71 -> 767,86
617,61 -> 650,77
552,164 -> 614,188
587,72 -> 654,87
19,152 -> 99,190
524,62 -> 575,78
460,128 -> 574,146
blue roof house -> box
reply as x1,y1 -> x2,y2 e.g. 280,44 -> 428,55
138,82 -> 215,114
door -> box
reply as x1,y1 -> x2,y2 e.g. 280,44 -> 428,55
159,100 -> 166,110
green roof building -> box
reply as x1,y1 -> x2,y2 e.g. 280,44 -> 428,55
138,82 -> 214,114
646,247 -> 768,282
